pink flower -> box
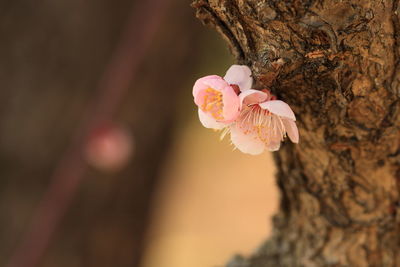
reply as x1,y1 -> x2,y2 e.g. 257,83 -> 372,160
192,65 -> 252,129
193,64 -> 299,155
230,89 -> 299,155
85,124 -> 133,171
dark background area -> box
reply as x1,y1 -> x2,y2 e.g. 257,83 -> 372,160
0,1 -> 276,267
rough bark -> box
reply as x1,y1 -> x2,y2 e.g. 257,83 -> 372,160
193,1 -> 400,266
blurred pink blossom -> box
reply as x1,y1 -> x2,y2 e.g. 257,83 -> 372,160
85,124 -> 133,171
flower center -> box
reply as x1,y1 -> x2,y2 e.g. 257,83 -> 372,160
201,88 -> 224,120
238,105 -> 285,143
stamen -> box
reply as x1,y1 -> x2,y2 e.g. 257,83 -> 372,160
220,127 -> 230,141
237,104 -> 287,145
201,87 -> 224,120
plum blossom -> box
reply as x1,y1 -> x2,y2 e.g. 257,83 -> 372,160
85,124 -> 133,171
229,88 -> 299,155
193,65 -> 299,155
192,65 -> 252,129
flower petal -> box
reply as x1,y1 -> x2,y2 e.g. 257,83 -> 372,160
282,119 -> 299,143
230,124 -> 265,155
224,65 -> 253,91
239,89 -> 269,108
222,85 -> 240,122
198,109 -> 226,130
266,141 -> 281,151
265,115 -> 284,151
259,100 -> 296,121
193,75 -> 227,99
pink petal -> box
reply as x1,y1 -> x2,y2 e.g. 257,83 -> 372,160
223,65 -> 253,92
229,124 -> 265,155
239,89 -> 269,108
259,100 -> 296,121
197,109 -> 226,130
282,119 -> 299,143
222,85 -> 240,122
193,87 -> 208,107
193,75 -> 224,101
265,115 -> 284,151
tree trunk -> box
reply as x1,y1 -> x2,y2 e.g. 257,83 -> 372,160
193,1 -> 400,266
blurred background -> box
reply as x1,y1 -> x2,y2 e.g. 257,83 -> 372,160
0,1 -> 277,267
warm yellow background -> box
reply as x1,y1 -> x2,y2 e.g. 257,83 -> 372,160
142,117 -> 278,267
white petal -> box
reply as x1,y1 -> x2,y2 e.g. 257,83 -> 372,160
239,89 -> 269,108
198,109 -> 226,130
223,65 -> 253,92
266,141 -> 281,151
259,100 -> 296,121
265,115 -> 284,151
282,119 -> 299,143
230,124 -> 265,155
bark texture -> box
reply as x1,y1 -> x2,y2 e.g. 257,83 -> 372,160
193,1 -> 400,266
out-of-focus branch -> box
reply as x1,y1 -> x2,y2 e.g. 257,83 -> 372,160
6,1 -> 170,267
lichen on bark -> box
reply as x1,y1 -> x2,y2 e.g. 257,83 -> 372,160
192,0 -> 400,266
